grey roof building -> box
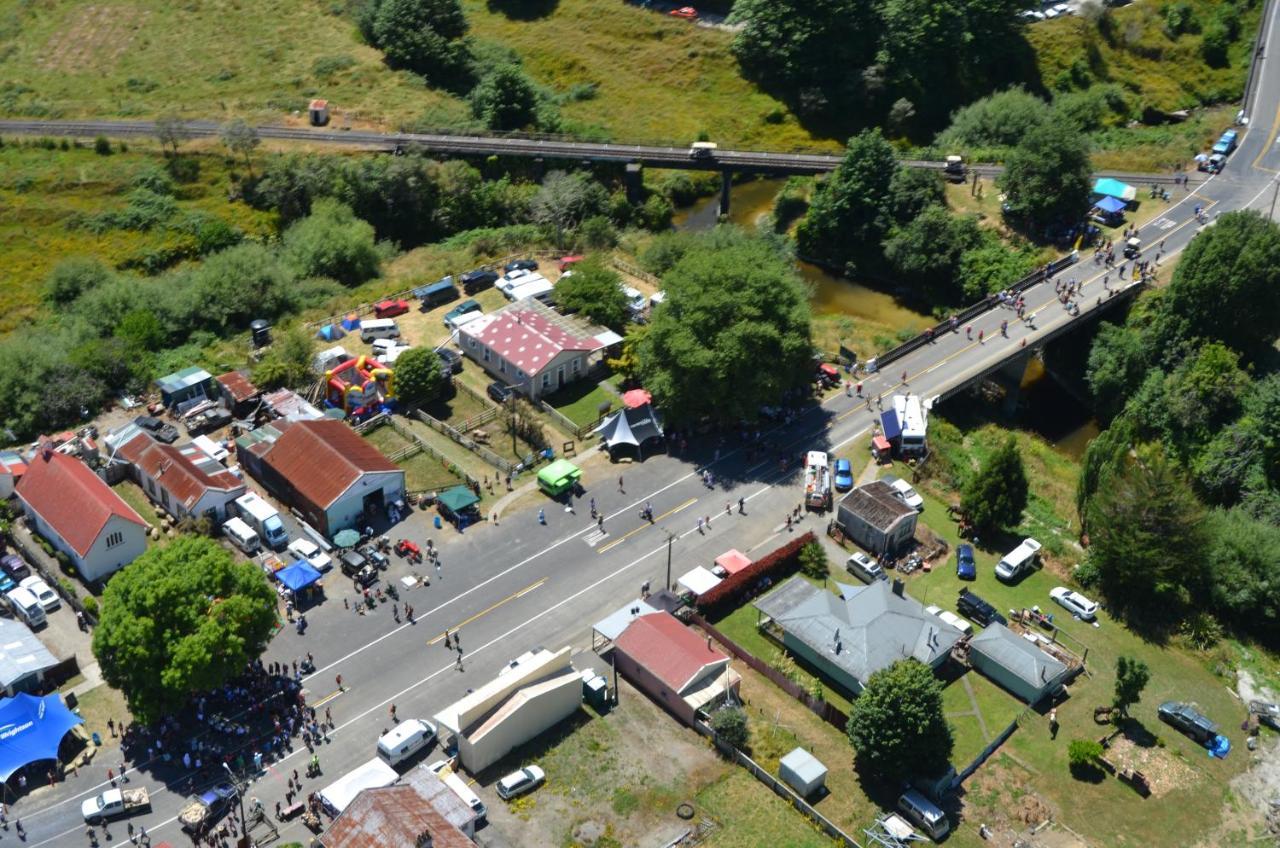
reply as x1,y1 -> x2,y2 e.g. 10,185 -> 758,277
968,623 -> 1071,704
836,481 -> 917,556
779,747 -> 828,798
754,577 -> 962,695
0,618 -> 60,696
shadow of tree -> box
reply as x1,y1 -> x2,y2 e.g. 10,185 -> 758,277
486,0 -> 560,20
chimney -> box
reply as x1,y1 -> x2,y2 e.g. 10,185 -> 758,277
706,635 -> 712,651
892,579 -> 905,597
39,438 -> 53,461
414,833 -> 434,848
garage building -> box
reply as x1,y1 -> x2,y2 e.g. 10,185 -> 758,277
968,623 -> 1071,704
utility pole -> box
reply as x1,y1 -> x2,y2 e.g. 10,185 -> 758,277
662,528 -> 677,591
1270,176 -> 1280,220
222,762 -> 247,836
509,393 -> 518,459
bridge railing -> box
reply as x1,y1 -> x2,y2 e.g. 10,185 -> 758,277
866,252 -> 1079,374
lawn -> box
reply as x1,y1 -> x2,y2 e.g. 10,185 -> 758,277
111,481 -> 159,529
698,769 -> 836,848
0,0 -> 824,150
0,141 -> 275,332
361,421 -> 478,494
544,379 -> 618,429
942,673 -> 1026,770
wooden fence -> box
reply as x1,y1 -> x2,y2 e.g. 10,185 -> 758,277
358,413 -> 483,490
695,722 -> 863,848
408,409 -> 515,475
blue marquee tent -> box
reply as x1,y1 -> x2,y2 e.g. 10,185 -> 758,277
1094,196 -> 1127,214
316,324 -> 346,341
1092,178 -> 1137,202
277,561 -> 323,592
0,693 -> 83,782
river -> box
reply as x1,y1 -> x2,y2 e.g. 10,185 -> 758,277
671,176 -> 1100,460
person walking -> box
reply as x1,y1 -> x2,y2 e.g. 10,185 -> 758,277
738,497 -> 745,514
335,674 -> 344,692
618,476 -> 624,493
697,517 -> 705,534
597,514 -> 604,532
538,508 -> 546,525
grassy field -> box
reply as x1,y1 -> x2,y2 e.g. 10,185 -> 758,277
544,379 -> 618,429
0,140 -> 275,332
361,421 -> 475,493
0,0 -> 823,149
111,480 -> 159,529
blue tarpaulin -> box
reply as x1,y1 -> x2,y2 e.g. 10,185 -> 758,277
1092,178 -> 1136,202
277,561 -> 323,592
0,693 -> 83,781
1095,196 -> 1127,214
880,410 -> 902,441
1209,734 -> 1231,759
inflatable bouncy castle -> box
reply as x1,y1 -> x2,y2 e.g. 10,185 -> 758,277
325,355 -> 396,417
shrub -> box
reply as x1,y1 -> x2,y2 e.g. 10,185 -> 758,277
698,532 -> 814,613
93,136 -> 112,155
709,706 -> 749,751
798,541 -> 829,579
82,596 -> 99,618
1068,738 -> 1104,776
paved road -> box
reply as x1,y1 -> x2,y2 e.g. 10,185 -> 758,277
15,3 -> 1280,841
0,117 -> 1203,184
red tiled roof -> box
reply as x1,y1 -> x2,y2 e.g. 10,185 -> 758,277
119,434 -> 243,513
216,370 -> 260,403
465,308 -> 597,376
16,450 -> 146,557
615,612 -> 728,694
323,785 -> 474,848
263,419 -> 400,510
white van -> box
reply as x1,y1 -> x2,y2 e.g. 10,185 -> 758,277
360,318 -> 401,343
377,720 -> 437,768
427,760 -> 486,824
235,493 -> 288,550
621,285 -> 647,317
223,517 -> 261,555
995,538 -> 1042,583
897,789 -> 949,840
6,587 -> 47,628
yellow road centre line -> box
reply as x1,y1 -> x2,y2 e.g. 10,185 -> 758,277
597,497 -> 697,554
425,578 -> 547,644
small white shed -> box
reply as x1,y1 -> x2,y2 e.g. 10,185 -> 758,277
779,747 -> 827,798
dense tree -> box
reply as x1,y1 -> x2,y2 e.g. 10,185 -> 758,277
190,243 -> 294,332
730,0 -> 876,119
887,167 -> 945,224
938,87 -> 1050,149
999,117 -> 1092,230
637,228 -> 812,423
960,434 -> 1028,535
92,536 -> 277,723
709,706 -> 750,750
846,659 -> 953,781
283,200 -> 381,286
1086,320 -> 1152,424
530,171 -> 610,247
797,129 -> 898,272
1085,445 -> 1210,624
43,257 -> 114,306
363,0 -> 470,83
1205,508 -> 1280,642
883,205 -> 984,303
220,119 -> 260,178
394,346 -> 446,406
1112,656 -> 1150,718
1152,211 -> 1280,361
553,259 -> 629,331
798,541 -> 829,580
956,238 -> 1039,302
470,64 -> 540,130
251,326 -> 316,391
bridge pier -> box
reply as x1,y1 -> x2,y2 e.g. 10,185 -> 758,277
997,351 -> 1034,417
625,163 -> 644,205
719,170 -> 731,218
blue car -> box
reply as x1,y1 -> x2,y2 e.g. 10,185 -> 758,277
956,544 -> 976,580
833,458 -> 853,491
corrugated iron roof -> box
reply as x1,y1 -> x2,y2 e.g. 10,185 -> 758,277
615,612 -> 729,695
263,420 -> 400,510
322,784 -> 473,848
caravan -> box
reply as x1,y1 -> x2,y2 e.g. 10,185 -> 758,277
234,493 -> 288,550
892,395 -> 928,457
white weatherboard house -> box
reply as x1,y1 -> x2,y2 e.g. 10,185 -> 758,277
16,447 -> 148,583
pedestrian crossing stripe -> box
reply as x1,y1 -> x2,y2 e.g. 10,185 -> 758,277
1154,217 -> 1177,230
584,529 -> 608,546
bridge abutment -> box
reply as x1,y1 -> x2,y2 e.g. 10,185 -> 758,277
625,163 -> 644,205
719,170 -> 731,217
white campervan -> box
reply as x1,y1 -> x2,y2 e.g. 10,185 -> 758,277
6,587 -> 46,628
995,538 -> 1042,583
222,517 -> 261,555
359,318 -> 401,343
235,493 -> 288,550
376,720 -> 437,768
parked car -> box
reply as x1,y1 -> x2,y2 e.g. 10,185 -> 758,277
558,255 -> 584,272
1203,153 -> 1226,174
846,552 -> 886,583
1050,586 -> 1098,621
443,299 -> 482,327
340,550 -> 377,585
287,538 -> 332,573
1158,701 -> 1218,743
185,408 -> 232,436
0,554 -> 31,581
487,382 -> 515,404
504,258 -> 538,273
882,475 -> 924,511
925,605 -> 973,636
437,348 -> 463,375
1213,129 -> 1239,155
19,576 -> 60,612
496,765 -> 545,800
461,269 -> 499,294
134,415 -> 179,444
957,588 -> 1006,627
669,5 -> 698,18
995,538 -> 1041,582
374,299 -> 410,319
955,544 -> 976,580
833,458 -> 854,492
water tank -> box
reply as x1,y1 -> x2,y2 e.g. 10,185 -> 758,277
250,319 -> 272,348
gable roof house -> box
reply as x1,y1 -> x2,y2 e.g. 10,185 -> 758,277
457,299 -> 611,400
835,480 -> 918,556
754,577 -> 963,695
611,611 -> 741,725
968,623 -> 1073,704
248,419 -> 404,535
16,448 -> 148,583
118,433 -> 246,524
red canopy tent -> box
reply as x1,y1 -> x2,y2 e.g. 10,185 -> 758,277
622,388 -> 652,409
